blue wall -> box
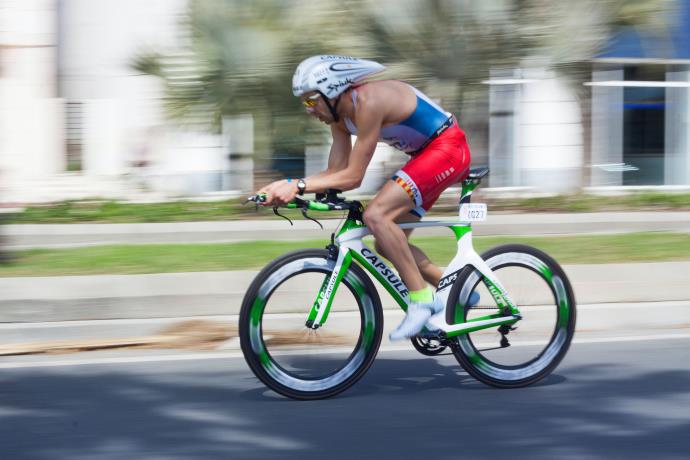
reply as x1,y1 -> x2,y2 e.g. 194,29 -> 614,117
598,1 -> 690,60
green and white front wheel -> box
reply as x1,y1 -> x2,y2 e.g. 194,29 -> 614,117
239,249 -> 383,400
449,244 -> 576,388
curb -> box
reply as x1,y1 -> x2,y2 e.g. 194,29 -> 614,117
1,261 -> 690,323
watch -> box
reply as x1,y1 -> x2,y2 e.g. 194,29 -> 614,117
296,178 -> 307,196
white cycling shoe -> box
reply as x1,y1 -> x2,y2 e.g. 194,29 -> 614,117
389,297 -> 443,341
389,291 -> 481,341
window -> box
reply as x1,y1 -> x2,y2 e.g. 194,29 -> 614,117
622,66 -> 666,185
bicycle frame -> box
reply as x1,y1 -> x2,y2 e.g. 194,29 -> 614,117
305,187 -> 522,338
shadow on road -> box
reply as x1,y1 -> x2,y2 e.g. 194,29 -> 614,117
2,346 -> 689,459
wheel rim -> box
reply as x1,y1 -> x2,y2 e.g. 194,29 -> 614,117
455,252 -> 573,382
247,257 -> 378,392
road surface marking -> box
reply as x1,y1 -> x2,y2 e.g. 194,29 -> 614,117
1,332 -> 689,369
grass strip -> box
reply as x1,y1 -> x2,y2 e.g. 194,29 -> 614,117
1,232 -> 689,277
5,191 -> 690,224
5,199 -> 265,224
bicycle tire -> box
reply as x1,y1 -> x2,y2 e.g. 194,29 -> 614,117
448,244 -> 576,388
239,248 -> 383,400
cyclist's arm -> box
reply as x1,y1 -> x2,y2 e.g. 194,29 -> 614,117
300,104 -> 382,193
303,125 -> 352,182
256,125 -> 356,204
326,124 -> 352,172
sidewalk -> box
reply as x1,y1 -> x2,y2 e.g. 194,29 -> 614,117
4,211 -> 690,249
1,261 -> 689,323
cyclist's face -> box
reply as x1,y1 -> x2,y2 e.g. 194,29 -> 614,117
301,92 -> 333,124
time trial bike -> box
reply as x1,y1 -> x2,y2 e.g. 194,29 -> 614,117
239,167 -> 576,400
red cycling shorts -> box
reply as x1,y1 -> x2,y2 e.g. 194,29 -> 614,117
392,122 -> 471,217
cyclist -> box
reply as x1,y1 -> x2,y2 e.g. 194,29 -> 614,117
259,55 -> 471,340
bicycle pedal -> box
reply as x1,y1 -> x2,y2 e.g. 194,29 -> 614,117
417,329 -> 444,340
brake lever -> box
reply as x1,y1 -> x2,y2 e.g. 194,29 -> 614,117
301,208 -> 323,229
241,198 -> 260,212
273,207 -> 293,226
242,194 -> 266,211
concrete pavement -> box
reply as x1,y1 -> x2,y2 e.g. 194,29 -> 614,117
4,211 -> 690,249
1,300 -> 689,359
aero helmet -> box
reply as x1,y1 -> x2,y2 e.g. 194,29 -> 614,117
292,55 -> 385,99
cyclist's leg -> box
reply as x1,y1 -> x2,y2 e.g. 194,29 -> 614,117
388,123 -> 470,289
410,241 -> 443,287
364,182 -> 427,292
372,124 -> 470,339
365,183 -> 447,340
364,185 -> 442,340
383,127 -> 470,289
374,213 -> 443,286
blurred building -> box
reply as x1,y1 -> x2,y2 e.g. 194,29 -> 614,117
1,0 -> 248,203
1,1 -> 689,203
588,2 -> 690,189
0,0 -> 63,202
488,2 -> 690,193
486,68 -> 584,193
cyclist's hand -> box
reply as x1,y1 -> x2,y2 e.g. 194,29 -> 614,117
257,179 -> 298,206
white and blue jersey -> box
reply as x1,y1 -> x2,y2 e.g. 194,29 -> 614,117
343,84 -> 452,154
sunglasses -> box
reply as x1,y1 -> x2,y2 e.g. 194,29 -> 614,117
302,93 -> 321,107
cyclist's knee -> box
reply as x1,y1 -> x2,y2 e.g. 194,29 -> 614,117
362,205 -> 385,230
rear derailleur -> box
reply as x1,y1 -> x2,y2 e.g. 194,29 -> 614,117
497,323 -> 517,348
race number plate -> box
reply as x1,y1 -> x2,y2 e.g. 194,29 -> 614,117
459,203 -> 487,222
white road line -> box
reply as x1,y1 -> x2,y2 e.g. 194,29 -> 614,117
573,333 -> 690,344
1,332 -> 690,369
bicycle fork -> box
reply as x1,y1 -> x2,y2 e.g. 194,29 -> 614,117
305,244 -> 352,329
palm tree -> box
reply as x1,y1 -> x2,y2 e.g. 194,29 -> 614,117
356,0 -> 673,185
133,0 -> 673,188
355,0 -> 671,115
133,0 -> 372,187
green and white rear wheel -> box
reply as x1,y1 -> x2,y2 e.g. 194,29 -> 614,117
449,244 -> 576,388
239,249 -> 383,400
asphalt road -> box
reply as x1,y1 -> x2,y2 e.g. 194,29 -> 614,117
2,334 -> 690,460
